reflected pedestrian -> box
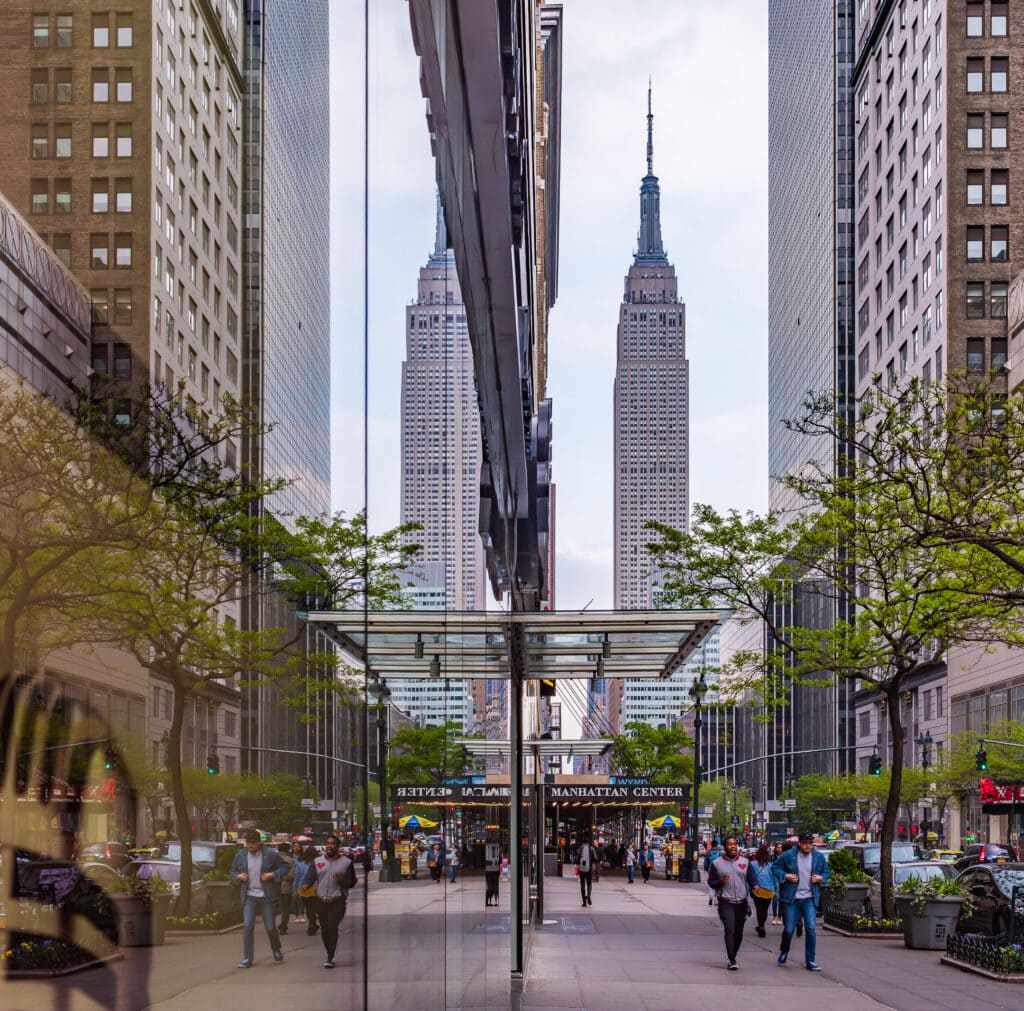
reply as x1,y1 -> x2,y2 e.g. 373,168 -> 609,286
625,843 -> 636,884
639,840 -> 655,883
428,842 -> 443,883
707,834 -> 758,971
751,844 -> 775,937
302,845 -> 320,934
230,829 -> 288,968
576,835 -> 597,907
771,843 -> 784,923
302,833 -> 357,969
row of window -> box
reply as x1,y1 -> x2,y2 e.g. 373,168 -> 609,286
89,233 -> 133,269
90,288 -> 133,327
966,167 -> 1009,204
966,1 -> 1009,39
30,122 -> 133,160
29,68 -> 134,105
967,112 -> 1008,148
966,337 -> 1008,372
29,177 -> 133,215
966,280 -> 1009,318
32,12 -> 134,49
965,224 -> 1008,262
966,56 -> 1009,93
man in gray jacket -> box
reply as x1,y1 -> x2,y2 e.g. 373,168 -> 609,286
229,829 -> 289,968
302,833 -> 357,968
706,835 -> 759,970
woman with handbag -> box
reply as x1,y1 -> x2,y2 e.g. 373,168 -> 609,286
751,844 -> 776,937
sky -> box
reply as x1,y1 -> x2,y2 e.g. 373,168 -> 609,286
328,0 -> 769,611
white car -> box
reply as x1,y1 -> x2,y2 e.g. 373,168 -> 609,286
124,859 -> 206,903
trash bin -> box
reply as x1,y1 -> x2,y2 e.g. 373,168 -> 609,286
677,858 -> 694,883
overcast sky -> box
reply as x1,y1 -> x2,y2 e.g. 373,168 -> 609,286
328,0 -> 769,610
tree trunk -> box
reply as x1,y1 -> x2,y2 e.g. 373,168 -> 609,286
167,679 -> 194,916
880,684 -> 905,918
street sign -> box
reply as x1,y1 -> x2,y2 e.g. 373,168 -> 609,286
783,798 -> 797,809
730,815 -> 740,826
300,798 -> 316,808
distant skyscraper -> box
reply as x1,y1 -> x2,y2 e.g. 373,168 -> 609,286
389,204 -> 485,730
610,88 -> 689,737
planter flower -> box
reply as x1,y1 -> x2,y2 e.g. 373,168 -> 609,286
824,848 -> 872,914
894,874 -> 972,950
111,874 -> 173,947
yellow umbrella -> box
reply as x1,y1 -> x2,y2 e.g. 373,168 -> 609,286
399,815 -> 438,829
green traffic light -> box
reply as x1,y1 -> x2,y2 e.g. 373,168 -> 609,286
976,748 -> 988,772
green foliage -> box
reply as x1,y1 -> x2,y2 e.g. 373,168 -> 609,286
119,871 -> 170,907
897,871 -> 974,916
826,847 -> 870,893
387,720 -> 479,786
610,721 -> 693,783
237,773 -> 310,833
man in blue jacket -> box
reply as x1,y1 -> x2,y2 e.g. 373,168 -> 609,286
230,829 -> 289,968
772,831 -> 829,971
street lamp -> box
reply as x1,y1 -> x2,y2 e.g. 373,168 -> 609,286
685,672 -> 708,883
368,679 -> 394,882
916,731 -> 933,770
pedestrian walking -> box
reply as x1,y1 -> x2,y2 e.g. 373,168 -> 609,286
638,841 -> 655,883
230,829 -> 288,968
427,842 -> 443,883
301,833 -> 357,969
771,843 -> 784,923
703,843 -> 722,906
446,843 -> 459,883
625,843 -> 636,884
291,840 -> 309,925
576,835 -> 597,907
750,844 -> 775,937
707,835 -> 758,971
301,844 -> 321,934
592,839 -> 603,883
276,842 -> 295,934
772,830 -> 829,971
500,852 -> 510,882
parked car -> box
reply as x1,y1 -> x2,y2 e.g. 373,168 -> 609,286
13,859 -> 118,941
923,849 -> 961,864
845,842 -> 920,875
78,840 -> 133,871
163,840 -> 240,870
956,863 -> 1024,937
865,860 -> 955,914
124,859 -> 206,904
953,843 -> 1019,874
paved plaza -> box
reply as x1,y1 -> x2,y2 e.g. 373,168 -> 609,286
3,872 -> 1021,1010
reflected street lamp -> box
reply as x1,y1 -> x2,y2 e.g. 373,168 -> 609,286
368,679 -> 394,882
685,672 -> 708,883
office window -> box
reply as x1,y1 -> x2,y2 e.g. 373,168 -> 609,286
966,282 -> 985,318
967,58 -> 983,93
91,289 -> 109,324
991,225 -> 1008,262
967,339 -> 985,373
991,57 -> 1008,93
30,179 -> 48,214
992,282 -> 1008,318
116,13 -> 133,48
92,14 -> 109,47
113,344 -> 132,380
54,68 -> 72,103
91,178 -> 108,213
92,123 -> 109,157
115,233 -> 131,268
92,69 -> 109,102
56,13 -> 72,48
967,170 -> 984,205
116,122 -> 132,157
55,123 -> 71,159
967,226 -> 984,261
992,3 -> 1008,36
967,0 -> 983,36
967,114 -> 984,148
115,178 -> 132,213
992,113 -> 1008,148
52,234 -> 71,267
54,178 -> 71,214
115,68 -> 132,102
91,233 -> 109,268
992,338 -> 1008,372
31,124 -> 48,159
31,68 -> 49,103
991,169 -> 1008,205
113,290 -> 133,326
32,14 -> 49,48
91,343 -> 108,375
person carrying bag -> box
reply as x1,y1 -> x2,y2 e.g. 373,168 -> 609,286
750,844 -> 776,937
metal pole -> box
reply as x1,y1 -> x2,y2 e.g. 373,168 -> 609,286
687,703 -> 702,882
509,656 -> 523,978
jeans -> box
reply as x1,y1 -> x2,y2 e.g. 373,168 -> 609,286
242,895 -> 280,963
780,897 -> 817,964
717,899 -> 749,961
640,863 -> 651,882
279,891 -> 292,930
317,897 -> 347,960
447,864 -> 457,883
627,864 -> 635,883
771,892 -> 780,917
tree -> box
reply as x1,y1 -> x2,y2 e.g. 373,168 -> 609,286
610,721 -> 694,783
387,720 -> 479,786
647,379 -> 1024,915
701,777 -> 754,838
237,773 -> 309,834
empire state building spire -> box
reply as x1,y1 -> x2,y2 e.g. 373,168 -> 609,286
635,81 -> 668,266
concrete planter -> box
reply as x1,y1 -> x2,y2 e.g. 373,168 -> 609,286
202,880 -> 237,916
894,894 -> 963,950
825,881 -> 870,914
112,893 -> 173,947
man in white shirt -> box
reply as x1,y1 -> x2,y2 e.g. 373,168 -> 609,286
229,830 -> 288,968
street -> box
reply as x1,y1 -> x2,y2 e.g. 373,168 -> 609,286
3,871 -> 1022,1010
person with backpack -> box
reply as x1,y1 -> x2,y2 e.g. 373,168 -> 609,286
703,843 -> 722,905
750,844 -> 776,937
301,833 -> 357,969
576,835 -> 597,907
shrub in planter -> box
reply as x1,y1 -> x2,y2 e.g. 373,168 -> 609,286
825,848 -> 871,912
111,874 -> 173,947
895,874 -> 972,950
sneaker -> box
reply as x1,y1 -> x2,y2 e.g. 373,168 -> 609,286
708,898 -> 714,906
777,953 -> 787,967
806,962 -> 822,972
238,960 -> 253,969
273,950 -> 284,963
727,961 -> 738,971
323,958 -> 336,969
756,926 -> 766,938
279,927 -> 288,935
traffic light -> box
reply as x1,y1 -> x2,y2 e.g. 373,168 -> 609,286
976,747 -> 988,772
103,745 -> 117,771
540,678 -> 556,698
206,753 -> 219,775
869,753 -> 882,775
